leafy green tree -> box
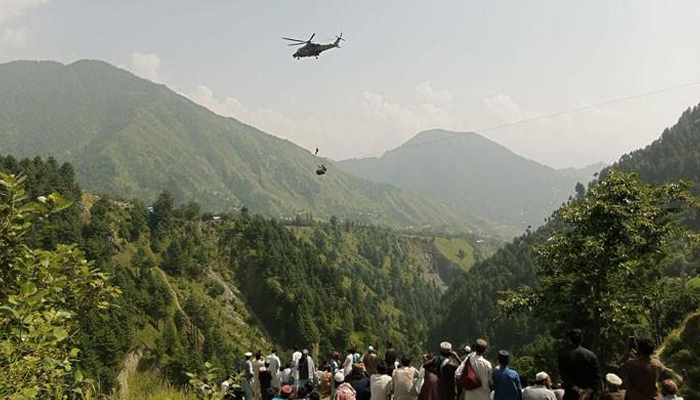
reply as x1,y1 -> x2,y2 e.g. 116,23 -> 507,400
501,170 -> 700,365
0,172 -> 120,398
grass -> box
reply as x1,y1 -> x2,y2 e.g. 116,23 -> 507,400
126,369 -> 196,400
433,237 -> 476,270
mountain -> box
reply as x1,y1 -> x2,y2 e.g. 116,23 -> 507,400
0,60 -> 488,232
338,129 -> 591,231
432,104 -> 700,386
557,162 -> 607,183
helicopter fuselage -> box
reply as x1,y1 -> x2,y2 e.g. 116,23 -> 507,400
293,43 -> 337,59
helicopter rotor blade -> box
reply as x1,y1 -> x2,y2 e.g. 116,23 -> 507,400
282,37 -> 307,43
287,42 -> 305,46
308,33 -> 316,42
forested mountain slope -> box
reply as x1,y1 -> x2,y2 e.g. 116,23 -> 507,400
338,130 -> 591,231
432,104 -> 700,390
0,60 -> 488,232
0,154 -> 482,396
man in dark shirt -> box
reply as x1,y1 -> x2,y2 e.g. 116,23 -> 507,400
558,329 -> 601,400
346,363 -> 372,400
385,341 -> 398,376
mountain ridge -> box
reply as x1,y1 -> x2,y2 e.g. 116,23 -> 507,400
338,128 -> 591,231
0,59 -> 492,233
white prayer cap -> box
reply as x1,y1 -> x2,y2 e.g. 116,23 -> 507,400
535,372 -> 549,382
245,352 -> 253,357
334,371 -> 345,383
606,373 -> 622,386
440,342 -> 452,352
368,346 -> 375,352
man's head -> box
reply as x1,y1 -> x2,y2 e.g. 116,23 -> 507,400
497,350 -> 510,367
535,372 -> 551,388
440,341 -> 452,355
605,373 -> 622,390
265,362 -> 270,368
401,355 -> 412,367
368,345 -> 375,354
662,380 -> 679,396
474,339 -> 488,355
272,349 -> 277,354
377,360 -> 388,375
245,352 -> 253,359
567,329 -> 583,346
351,363 -> 363,375
637,338 -> 655,357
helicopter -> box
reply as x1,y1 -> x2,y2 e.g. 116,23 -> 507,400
282,33 -> 344,59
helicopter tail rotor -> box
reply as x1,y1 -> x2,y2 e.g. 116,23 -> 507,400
333,33 -> 345,47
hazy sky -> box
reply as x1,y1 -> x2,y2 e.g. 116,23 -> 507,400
2,0 -> 700,168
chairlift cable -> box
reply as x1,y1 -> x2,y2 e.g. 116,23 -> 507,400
355,79 -> 700,159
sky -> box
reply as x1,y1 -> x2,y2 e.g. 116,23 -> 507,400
2,0 -> 700,168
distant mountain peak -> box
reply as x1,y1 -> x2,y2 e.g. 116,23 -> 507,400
338,128 -> 591,232
404,129 -> 477,145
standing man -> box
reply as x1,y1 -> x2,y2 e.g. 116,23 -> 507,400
436,342 -> 462,400
292,347 -> 303,384
393,356 -> 420,400
364,346 -> 380,376
242,352 -> 255,400
385,342 -> 398,375
297,349 -> 317,390
456,339 -> 492,400
618,338 -> 664,400
267,349 -> 282,391
558,329 -> 600,400
492,350 -> 522,400
344,347 -> 357,376
254,352 -> 266,400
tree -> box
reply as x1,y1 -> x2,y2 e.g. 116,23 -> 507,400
501,170 -> 700,365
150,190 -> 174,233
0,172 -> 120,397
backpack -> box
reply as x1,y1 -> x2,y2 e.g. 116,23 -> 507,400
457,356 -> 482,390
335,382 -> 357,400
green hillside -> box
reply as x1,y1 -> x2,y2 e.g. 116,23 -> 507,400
0,154 -> 482,396
433,104 -> 700,396
338,129 -> 593,232
0,60 -> 489,232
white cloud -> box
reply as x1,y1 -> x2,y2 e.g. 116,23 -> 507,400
416,81 -> 453,106
361,91 -> 458,141
0,26 -> 27,47
127,52 -> 162,82
0,0 -> 47,56
187,84 -> 331,152
0,0 -> 47,26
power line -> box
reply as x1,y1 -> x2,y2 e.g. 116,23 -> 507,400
355,79 -> 700,159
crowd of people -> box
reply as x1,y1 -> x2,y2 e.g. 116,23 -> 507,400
218,330 -> 684,400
